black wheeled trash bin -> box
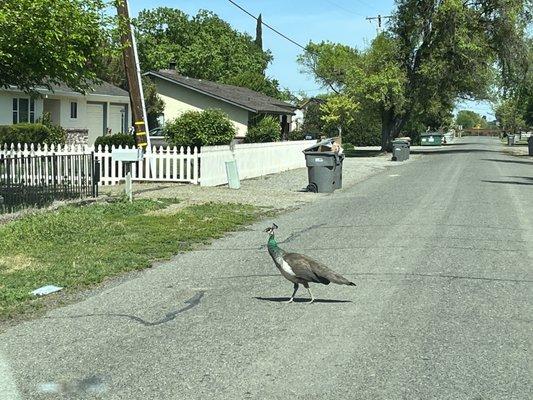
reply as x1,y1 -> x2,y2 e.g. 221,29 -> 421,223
528,136 -> 533,156
392,140 -> 409,161
333,153 -> 345,190
303,139 -> 344,193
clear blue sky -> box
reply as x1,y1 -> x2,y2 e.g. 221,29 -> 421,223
130,0 -> 494,118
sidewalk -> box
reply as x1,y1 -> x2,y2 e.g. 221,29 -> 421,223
101,152 -> 420,210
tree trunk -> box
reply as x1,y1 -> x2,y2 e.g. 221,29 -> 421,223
381,108 -> 407,152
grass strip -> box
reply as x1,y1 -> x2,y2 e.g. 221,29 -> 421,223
0,199 -> 260,319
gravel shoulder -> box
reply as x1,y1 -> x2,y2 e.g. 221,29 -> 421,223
502,144 -> 530,157
101,152 -> 421,210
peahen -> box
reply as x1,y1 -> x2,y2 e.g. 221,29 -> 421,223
265,223 -> 355,303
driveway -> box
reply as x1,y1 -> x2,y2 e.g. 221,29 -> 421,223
1,136 -> 531,399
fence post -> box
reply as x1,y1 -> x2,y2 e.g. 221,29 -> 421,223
92,155 -> 100,198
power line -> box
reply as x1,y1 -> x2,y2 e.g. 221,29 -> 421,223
325,0 -> 377,16
323,0 -> 365,17
227,0 -> 307,50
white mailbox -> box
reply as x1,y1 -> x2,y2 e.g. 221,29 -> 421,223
111,148 -> 144,203
111,148 -> 144,162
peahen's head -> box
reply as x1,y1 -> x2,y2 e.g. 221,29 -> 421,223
264,223 -> 278,236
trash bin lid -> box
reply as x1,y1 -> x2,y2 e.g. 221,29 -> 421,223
303,138 -> 334,152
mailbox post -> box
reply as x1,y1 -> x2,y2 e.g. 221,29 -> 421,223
111,148 -> 144,202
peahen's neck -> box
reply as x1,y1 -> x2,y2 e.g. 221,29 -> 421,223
267,235 -> 283,259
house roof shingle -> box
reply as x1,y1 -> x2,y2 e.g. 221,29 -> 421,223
145,70 -> 296,115
47,81 -> 129,97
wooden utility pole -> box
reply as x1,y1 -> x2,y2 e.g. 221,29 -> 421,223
115,0 -> 149,151
366,14 -> 392,34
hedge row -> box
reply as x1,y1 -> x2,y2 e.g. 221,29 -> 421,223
0,123 -> 66,145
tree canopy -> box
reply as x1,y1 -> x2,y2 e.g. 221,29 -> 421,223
455,110 -> 488,129
0,0 -> 109,93
299,0 -> 531,150
133,8 -> 282,98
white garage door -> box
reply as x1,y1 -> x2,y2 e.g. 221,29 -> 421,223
87,103 -> 104,145
108,105 -> 126,135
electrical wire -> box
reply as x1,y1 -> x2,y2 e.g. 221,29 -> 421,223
323,0 -> 365,17
227,0 -> 307,50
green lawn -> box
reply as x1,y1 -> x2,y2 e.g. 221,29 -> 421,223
0,200 -> 260,319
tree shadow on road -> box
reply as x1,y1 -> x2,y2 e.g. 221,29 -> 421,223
411,148 -> 501,155
254,297 -> 352,303
482,158 -> 533,165
481,179 -> 533,186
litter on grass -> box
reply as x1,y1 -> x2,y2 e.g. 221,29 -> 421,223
31,285 -> 63,296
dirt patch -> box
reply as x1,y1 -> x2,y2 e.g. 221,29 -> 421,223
0,254 -> 40,274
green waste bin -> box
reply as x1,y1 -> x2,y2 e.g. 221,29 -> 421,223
420,132 -> 443,146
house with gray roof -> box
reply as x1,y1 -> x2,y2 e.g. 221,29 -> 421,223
144,70 -> 296,139
0,81 -> 130,145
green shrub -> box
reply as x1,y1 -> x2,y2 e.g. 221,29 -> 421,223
343,129 -> 381,147
288,129 -> 305,141
0,113 -> 67,146
95,133 -> 136,148
0,123 -> 52,145
343,143 -> 354,151
37,113 -> 67,144
164,109 -> 236,147
245,116 -> 281,143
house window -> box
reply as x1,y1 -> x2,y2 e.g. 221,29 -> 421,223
12,98 -> 35,124
70,101 -> 78,119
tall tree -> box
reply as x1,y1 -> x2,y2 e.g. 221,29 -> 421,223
299,0 -> 531,150
495,98 -> 526,133
134,8 -> 281,97
388,0 -> 529,146
456,110 -> 487,129
255,14 -> 263,51
0,0 -> 109,93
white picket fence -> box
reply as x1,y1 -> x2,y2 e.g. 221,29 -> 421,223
0,143 -> 199,185
0,140 -> 312,187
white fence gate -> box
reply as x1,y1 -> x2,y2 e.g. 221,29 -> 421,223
1,140 -> 312,187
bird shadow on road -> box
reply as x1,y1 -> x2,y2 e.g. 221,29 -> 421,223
254,297 -> 352,304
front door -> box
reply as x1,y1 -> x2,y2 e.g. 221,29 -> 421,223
43,99 -> 61,125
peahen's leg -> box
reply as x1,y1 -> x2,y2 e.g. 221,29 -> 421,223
303,282 -> 314,304
286,283 -> 299,303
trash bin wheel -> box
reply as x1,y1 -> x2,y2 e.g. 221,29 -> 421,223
306,183 -> 318,193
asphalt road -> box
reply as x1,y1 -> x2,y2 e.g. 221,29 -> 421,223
1,136 -> 531,399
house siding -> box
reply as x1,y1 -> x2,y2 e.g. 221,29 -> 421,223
0,89 -> 130,145
153,77 -> 250,138
0,91 -> 44,125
